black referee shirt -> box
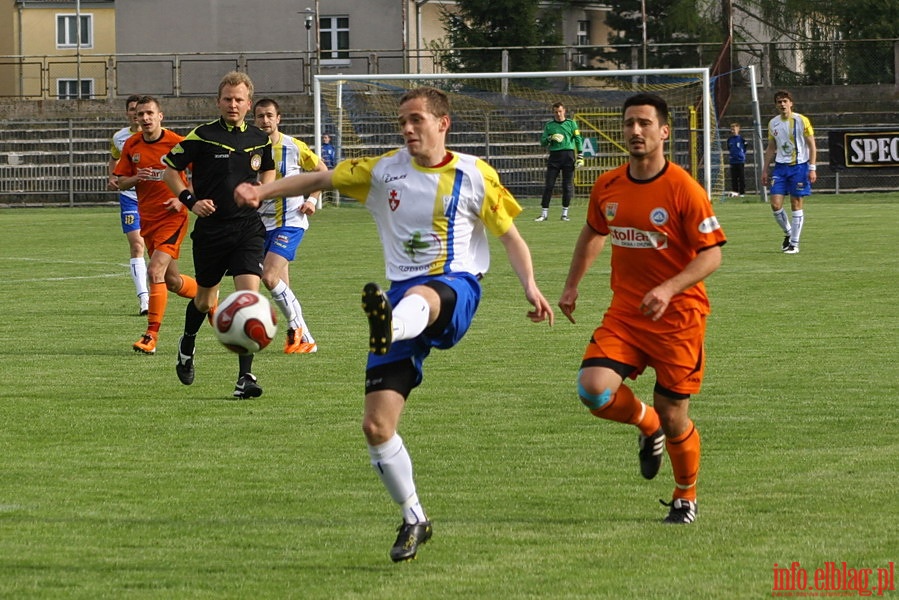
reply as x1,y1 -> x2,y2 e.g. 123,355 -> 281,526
164,117 -> 274,222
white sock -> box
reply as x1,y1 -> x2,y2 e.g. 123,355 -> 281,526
270,279 -> 312,337
368,434 -> 427,524
130,258 -> 148,306
790,210 -> 804,246
392,294 -> 430,342
772,208 -> 791,235
562,206 -> 569,217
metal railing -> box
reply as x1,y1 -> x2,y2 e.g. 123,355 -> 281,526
1,39 -> 896,100
2,116 -> 897,207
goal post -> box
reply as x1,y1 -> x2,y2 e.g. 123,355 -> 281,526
313,68 -> 720,205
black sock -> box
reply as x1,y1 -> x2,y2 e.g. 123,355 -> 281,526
180,301 -> 206,355
238,353 -> 254,378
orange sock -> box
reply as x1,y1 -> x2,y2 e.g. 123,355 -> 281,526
177,274 -> 198,299
589,384 -> 660,436
148,282 -> 168,330
666,421 -> 700,502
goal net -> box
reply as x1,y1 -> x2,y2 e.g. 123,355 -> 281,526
313,69 -> 723,204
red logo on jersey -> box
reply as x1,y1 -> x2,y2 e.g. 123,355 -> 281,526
389,189 -> 401,211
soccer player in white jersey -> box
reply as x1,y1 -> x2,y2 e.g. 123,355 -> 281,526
235,86 -> 554,562
761,89 -> 816,254
253,98 -> 328,353
107,95 -> 150,314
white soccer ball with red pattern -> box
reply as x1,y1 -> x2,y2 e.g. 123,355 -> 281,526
213,290 -> 277,354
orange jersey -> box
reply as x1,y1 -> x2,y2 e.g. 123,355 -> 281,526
114,129 -> 189,225
586,161 -> 726,325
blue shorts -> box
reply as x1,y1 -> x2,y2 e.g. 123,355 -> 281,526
770,162 -> 812,198
119,193 -> 140,233
264,226 -> 306,261
367,272 -> 482,387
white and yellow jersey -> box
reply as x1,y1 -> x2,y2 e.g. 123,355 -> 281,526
768,112 -> 814,165
110,126 -> 138,200
258,132 -> 322,230
333,148 -> 522,283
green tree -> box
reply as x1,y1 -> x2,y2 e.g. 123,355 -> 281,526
432,0 -> 561,74
603,0 -> 723,69
735,0 -> 899,84
836,0 -> 899,84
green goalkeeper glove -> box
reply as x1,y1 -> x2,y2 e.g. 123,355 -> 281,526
575,155 -> 584,168
549,133 -> 564,143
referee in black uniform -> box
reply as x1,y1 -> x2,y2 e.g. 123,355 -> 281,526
163,71 -> 275,399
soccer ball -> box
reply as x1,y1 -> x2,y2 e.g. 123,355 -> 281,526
212,290 -> 277,354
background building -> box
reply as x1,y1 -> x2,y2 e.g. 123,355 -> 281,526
2,0 -> 115,98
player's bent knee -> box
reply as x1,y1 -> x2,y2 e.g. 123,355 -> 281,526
260,273 -> 279,291
578,375 -> 611,410
193,297 -> 214,313
361,418 -> 393,445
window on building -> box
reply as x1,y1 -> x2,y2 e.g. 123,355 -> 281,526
319,16 -> 350,63
57,14 -> 93,49
574,20 -> 591,67
57,78 -> 94,99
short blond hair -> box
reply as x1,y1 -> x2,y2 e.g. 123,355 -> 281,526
218,71 -> 254,100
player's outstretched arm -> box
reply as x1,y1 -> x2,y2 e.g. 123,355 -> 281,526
498,225 -> 554,326
558,224 -> 606,324
234,170 -> 334,209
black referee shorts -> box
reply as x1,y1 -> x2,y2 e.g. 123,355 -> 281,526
191,216 -> 265,288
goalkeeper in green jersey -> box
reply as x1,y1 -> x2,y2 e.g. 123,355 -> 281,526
537,102 -> 583,222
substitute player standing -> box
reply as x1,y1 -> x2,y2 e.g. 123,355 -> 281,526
558,93 -> 726,524
163,71 -> 275,399
761,89 -> 816,254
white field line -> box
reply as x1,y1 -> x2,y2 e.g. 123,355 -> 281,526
2,257 -> 128,283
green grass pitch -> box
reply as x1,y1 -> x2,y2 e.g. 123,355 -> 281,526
0,194 -> 897,598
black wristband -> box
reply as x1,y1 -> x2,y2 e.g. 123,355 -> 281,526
179,189 -> 197,209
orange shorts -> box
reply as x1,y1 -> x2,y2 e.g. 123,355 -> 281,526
582,309 -> 707,395
141,213 -> 188,259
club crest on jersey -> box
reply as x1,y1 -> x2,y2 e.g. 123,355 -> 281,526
250,154 -> 262,171
388,188 -> 401,211
605,202 -> 618,221
650,207 -> 669,226
131,153 -> 141,163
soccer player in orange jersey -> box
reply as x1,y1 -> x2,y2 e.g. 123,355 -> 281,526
115,96 -> 197,355
558,93 -> 727,524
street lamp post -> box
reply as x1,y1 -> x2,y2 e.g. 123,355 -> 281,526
641,0 -> 648,69
76,0 -> 82,98
304,8 -> 313,94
